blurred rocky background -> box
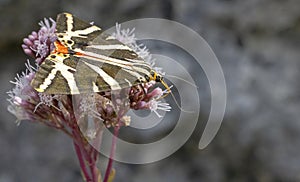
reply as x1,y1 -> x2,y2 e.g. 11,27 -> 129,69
1,0 -> 300,181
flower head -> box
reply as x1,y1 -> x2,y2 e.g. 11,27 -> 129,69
8,14 -> 172,182
22,18 -> 56,64
17,18 -> 171,123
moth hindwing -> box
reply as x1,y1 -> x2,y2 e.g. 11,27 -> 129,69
31,12 -> 155,95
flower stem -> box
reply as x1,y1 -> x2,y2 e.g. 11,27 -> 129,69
103,126 -> 120,182
73,141 -> 91,182
89,148 -> 100,182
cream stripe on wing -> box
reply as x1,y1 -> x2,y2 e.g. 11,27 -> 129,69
65,13 -> 101,38
84,62 -> 122,90
121,68 -> 144,81
75,48 -> 149,66
36,62 -> 79,94
73,26 -> 101,35
124,79 -> 132,86
61,26 -> 101,39
75,50 -> 151,75
36,68 -> 58,92
57,62 -> 80,94
65,13 -> 74,32
87,44 -> 133,51
105,36 -> 115,40
65,26 -> 101,39
92,82 -> 100,92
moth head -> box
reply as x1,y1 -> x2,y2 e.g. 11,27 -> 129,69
156,74 -> 163,82
150,70 -> 163,82
149,70 -> 171,98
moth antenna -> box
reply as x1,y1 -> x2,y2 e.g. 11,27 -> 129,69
164,74 -> 198,89
169,89 -> 194,113
160,80 -> 194,114
159,79 -> 171,99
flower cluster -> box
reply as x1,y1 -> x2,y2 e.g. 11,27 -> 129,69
22,18 -> 57,65
9,18 -> 171,124
7,16 -> 171,182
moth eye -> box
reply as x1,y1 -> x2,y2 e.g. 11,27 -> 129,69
156,75 -> 161,82
63,54 -> 68,57
67,40 -> 73,44
50,55 -> 56,59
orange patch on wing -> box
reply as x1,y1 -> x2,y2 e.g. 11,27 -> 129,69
75,52 -> 84,56
54,41 -> 69,54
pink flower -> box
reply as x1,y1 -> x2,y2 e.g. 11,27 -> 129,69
22,18 -> 56,65
8,16 -> 171,182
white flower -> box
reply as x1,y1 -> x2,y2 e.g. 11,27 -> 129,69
79,94 -> 102,120
112,23 -> 136,45
7,104 -> 28,125
112,23 -> 158,69
32,18 -> 57,58
7,60 -> 37,123
148,100 -> 171,118
38,18 -> 56,42
34,93 -> 60,112
33,40 -> 49,58
7,60 -> 36,101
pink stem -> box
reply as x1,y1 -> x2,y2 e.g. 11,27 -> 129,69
71,110 -> 100,182
89,147 -> 99,182
103,126 -> 120,182
73,141 -> 91,182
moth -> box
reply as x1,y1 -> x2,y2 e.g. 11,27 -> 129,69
31,12 -> 170,95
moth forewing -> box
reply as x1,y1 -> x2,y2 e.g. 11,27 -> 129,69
31,12 -> 167,95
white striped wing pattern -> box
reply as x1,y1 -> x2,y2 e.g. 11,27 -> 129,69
31,13 -> 155,94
